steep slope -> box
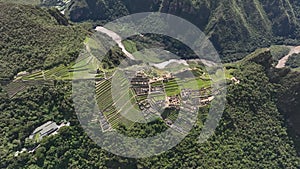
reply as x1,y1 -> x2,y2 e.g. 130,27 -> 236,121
65,0 -> 300,61
0,2 -> 300,168
240,48 -> 300,155
1,49 -> 300,168
277,71 -> 300,153
0,2 -> 86,83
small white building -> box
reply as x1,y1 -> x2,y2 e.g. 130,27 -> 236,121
16,71 -> 29,77
29,121 -> 58,141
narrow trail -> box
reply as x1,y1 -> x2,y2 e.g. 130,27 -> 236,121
276,46 -> 300,68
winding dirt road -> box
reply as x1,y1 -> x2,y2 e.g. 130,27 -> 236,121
94,26 -> 218,67
276,46 -> 300,68
95,26 -> 136,60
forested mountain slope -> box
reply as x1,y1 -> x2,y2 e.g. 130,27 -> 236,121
65,0 -> 300,61
1,47 -> 300,168
0,2 -> 86,82
0,2 -> 300,168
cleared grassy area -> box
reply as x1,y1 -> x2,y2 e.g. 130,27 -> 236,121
22,71 -> 44,80
150,81 -> 163,87
85,37 -> 100,49
34,133 -> 40,142
164,76 -> 211,95
22,64 -> 71,81
71,56 -> 92,69
21,51 -> 104,81
224,68 -> 235,79
123,40 -> 137,54
163,63 -> 189,73
210,68 -> 228,83
164,79 -> 181,96
150,94 -> 165,102
132,50 -> 165,63
179,78 -> 211,90
20,35 -> 108,81
136,95 -> 148,102
129,89 -> 141,110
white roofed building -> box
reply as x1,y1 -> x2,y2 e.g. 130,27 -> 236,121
29,121 -> 58,141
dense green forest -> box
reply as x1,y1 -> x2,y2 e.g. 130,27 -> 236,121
1,1 -> 300,169
270,45 -> 291,61
64,0 -> 300,61
286,53 -> 300,68
0,2 -> 86,82
1,48 -> 300,168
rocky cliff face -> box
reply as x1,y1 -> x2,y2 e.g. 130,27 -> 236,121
65,0 -> 300,60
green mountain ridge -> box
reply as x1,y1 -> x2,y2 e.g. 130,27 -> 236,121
0,2 -> 86,82
1,2 -> 300,168
1,45 -> 300,168
65,0 -> 300,61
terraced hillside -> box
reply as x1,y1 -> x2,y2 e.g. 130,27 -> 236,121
96,78 -> 136,128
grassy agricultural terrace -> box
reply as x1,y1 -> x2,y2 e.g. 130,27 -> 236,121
92,59 -> 229,130
10,31 -> 236,130
12,38 -> 236,129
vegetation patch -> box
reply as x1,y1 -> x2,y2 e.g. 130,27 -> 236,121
0,2 -> 86,82
163,79 -> 181,97
270,45 -> 291,61
286,53 -> 300,69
